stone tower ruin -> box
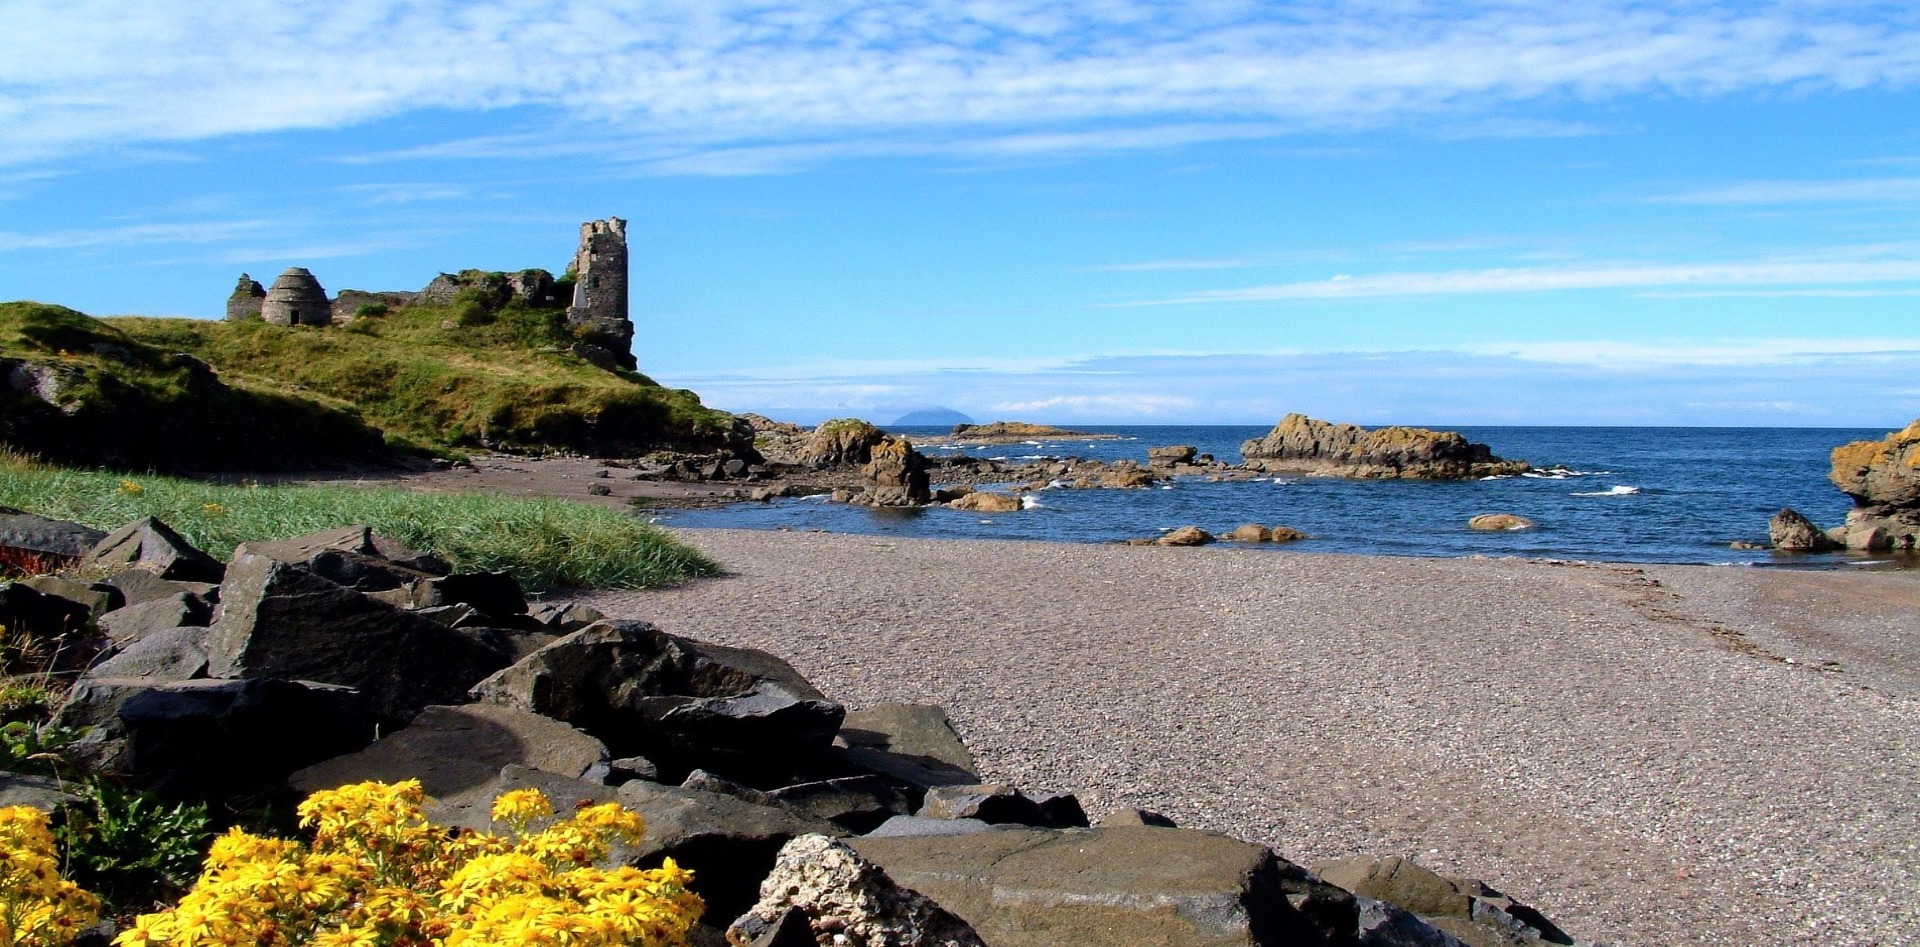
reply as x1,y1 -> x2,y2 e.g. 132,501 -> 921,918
566,218 -> 636,369
260,268 -> 332,327
226,274 -> 266,321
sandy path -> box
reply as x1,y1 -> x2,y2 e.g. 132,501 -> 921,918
577,530 -> 1920,947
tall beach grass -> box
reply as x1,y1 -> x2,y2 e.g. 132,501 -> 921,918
0,451 -> 717,591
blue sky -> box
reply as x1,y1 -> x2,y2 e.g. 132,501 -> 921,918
4,2 -> 1920,426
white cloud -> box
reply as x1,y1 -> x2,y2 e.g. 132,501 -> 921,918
664,344 -> 1920,426
1122,257 -> 1920,304
0,220 -> 271,251
1647,177 -> 1920,204
4,2 -> 1920,167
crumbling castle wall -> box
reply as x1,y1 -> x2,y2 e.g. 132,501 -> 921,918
226,275 -> 266,321
566,218 -> 636,370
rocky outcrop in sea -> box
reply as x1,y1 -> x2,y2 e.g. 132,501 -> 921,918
1770,419 -> 1920,552
1241,414 -> 1531,480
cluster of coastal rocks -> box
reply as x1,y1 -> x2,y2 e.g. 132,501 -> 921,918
670,414 -> 1532,518
1770,419 -> 1920,552
2,508 -> 1588,947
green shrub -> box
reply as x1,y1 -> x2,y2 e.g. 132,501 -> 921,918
58,780 -> 212,911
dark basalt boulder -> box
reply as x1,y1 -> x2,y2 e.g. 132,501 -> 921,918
470,620 -> 846,783
205,553 -> 517,722
233,525 -> 450,593
1316,856 -> 1572,947
84,517 -> 225,583
88,627 -> 210,681
289,703 -> 609,801
98,592 -> 209,646
834,703 -> 980,790
0,506 -> 106,562
52,676 -> 372,803
917,784 -> 1079,829
0,581 -> 105,673
850,825 -> 1345,947
768,776 -> 914,835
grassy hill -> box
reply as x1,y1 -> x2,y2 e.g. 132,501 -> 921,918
0,302 -> 389,471
2,291 -> 743,471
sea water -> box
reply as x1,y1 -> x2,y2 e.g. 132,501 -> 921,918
656,426 -> 1891,566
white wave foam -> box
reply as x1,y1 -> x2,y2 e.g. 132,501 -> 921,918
1572,485 -> 1642,497
1522,467 -> 1611,480
1021,495 -> 1044,509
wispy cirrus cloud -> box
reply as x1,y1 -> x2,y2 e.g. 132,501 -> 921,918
5,2 -> 1920,169
0,220 -> 272,251
1647,177 -> 1920,204
666,342 -> 1920,426
1120,257 -> 1920,304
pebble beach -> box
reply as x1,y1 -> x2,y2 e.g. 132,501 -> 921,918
581,529 -> 1920,947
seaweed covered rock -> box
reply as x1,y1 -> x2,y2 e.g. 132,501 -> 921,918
1242,414 -> 1529,480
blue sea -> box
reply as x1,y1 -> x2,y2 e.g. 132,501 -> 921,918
657,426 -> 1896,567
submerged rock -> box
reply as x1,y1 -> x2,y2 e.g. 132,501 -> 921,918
1468,514 -> 1535,532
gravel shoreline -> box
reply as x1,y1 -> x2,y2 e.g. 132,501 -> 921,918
578,529 -> 1920,947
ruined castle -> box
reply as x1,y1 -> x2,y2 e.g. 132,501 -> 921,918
225,218 -> 636,369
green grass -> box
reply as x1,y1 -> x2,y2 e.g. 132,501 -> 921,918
0,452 -> 718,591
108,293 -> 739,456
0,302 -> 390,471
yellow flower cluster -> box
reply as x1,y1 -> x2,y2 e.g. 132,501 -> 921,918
0,805 -> 102,947
117,781 -> 701,947
118,479 -> 144,497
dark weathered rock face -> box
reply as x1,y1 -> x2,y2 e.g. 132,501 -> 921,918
0,506 -> 107,561
53,677 -> 372,802
289,703 -> 608,799
1242,414 -> 1529,480
471,620 -> 846,782
851,826 -> 1338,947
88,626 -> 210,681
0,581 -> 103,673
205,553 -> 516,722
1317,855 -> 1571,947
85,516 -> 226,582
729,835 -> 987,947
861,437 -> 932,507
799,419 -> 888,468
1824,420 -> 1920,551
834,704 -> 979,790
617,777 -> 846,923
